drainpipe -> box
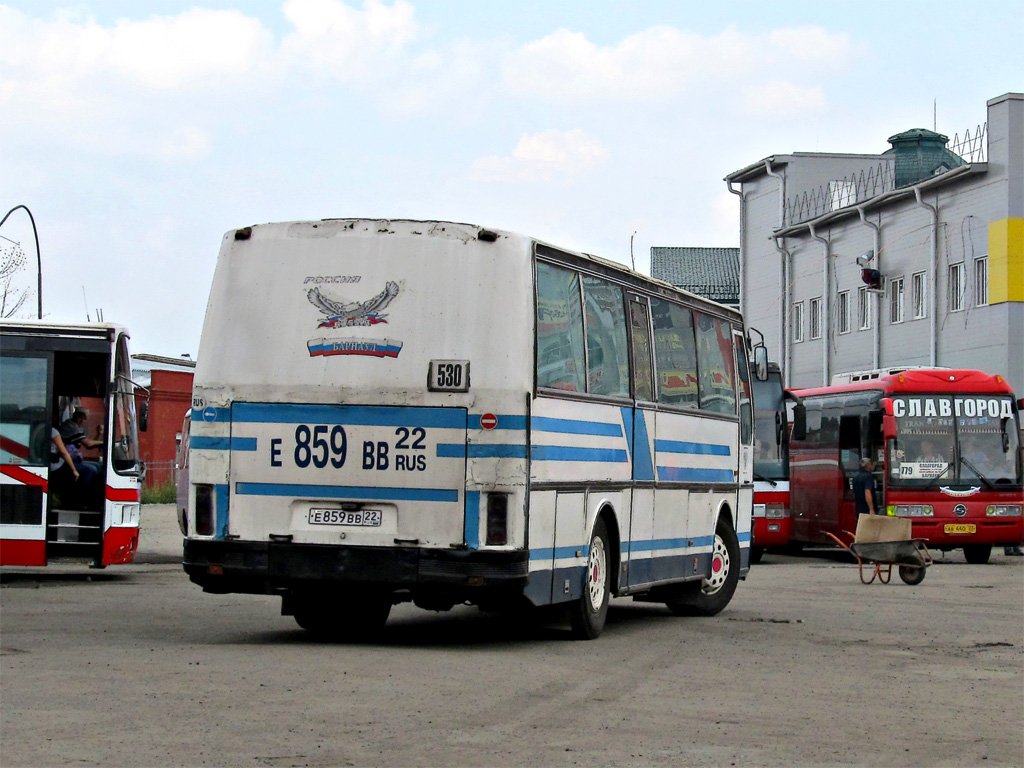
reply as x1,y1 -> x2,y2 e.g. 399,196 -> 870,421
764,159 -> 786,372
809,222 -> 831,386
772,236 -> 793,387
913,188 -> 938,367
857,206 -> 881,369
726,179 -> 746,317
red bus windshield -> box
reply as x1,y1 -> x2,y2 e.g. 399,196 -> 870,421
889,394 -> 1021,488
752,372 -> 788,482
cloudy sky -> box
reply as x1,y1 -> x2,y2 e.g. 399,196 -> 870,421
1,0 -> 1019,357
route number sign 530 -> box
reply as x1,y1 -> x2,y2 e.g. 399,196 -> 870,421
429,360 -> 469,392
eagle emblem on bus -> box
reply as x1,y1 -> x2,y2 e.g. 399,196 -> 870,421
307,281 -> 400,328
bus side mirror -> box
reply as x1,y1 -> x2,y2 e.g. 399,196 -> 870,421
883,413 -> 897,441
752,345 -> 768,381
791,403 -> 807,440
139,401 -> 149,433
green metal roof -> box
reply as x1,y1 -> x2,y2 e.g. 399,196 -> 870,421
650,247 -> 739,304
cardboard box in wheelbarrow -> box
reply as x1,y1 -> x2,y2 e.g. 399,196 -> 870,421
855,514 -> 911,544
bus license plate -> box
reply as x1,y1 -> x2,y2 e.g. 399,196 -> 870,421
944,523 -> 976,534
308,509 -> 382,527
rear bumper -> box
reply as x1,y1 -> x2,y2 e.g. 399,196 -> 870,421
183,539 -> 530,596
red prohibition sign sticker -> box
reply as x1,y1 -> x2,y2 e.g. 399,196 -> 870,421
480,413 -> 498,430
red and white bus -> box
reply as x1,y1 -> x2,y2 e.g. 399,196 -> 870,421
750,361 -> 793,563
1,321 -> 145,567
789,368 -> 1023,563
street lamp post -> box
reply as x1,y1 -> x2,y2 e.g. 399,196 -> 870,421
0,204 -> 42,319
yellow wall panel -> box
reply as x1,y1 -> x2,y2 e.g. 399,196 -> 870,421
988,218 -> 1024,304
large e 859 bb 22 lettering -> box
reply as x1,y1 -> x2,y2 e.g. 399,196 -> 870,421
269,425 -> 427,471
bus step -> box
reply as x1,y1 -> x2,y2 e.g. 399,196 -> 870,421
48,539 -> 100,546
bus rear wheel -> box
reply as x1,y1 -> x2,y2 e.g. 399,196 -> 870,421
291,590 -> 391,640
666,517 -> 740,617
568,518 -> 611,640
962,544 -> 992,564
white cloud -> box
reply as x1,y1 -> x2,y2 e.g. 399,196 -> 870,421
471,129 -> 608,183
504,24 -> 856,105
769,26 -> 855,67
280,0 -> 419,82
159,126 -> 212,160
504,26 -> 754,102
745,80 -> 826,116
386,39 -> 493,116
108,9 -> 273,90
0,6 -> 273,91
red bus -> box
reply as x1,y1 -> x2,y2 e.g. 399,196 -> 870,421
1,321 -> 146,567
750,362 -> 793,563
788,368 -> 1023,563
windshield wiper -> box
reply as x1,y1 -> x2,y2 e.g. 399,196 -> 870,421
958,456 -> 995,490
753,473 -> 778,487
922,462 -> 954,490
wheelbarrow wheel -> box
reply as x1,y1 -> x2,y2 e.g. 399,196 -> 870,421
898,564 -> 927,585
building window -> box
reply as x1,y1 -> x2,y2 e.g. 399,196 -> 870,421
912,271 -> 927,319
837,290 -> 851,334
809,297 -> 822,340
793,301 -> 804,343
858,286 -> 871,330
975,256 -> 989,306
828,180 -> 856,210
948,262 -> 965,312
890,277 -> 905,324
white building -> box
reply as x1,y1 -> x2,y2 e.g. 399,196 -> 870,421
725,92 -> 1023,394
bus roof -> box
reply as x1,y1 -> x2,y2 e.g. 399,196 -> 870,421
228,219 -> 744,322
0,319 -> 126,339
791,368 -> 1017,398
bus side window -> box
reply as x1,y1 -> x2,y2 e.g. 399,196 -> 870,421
536,262 -> 587,393
651,298 -> 699,409
628,297 -> 653,402
802,403 -> 823,444
838,415 -> 862,478
694,312 -> 737,415
582,276 -> 629,398
734,332 -> 753,445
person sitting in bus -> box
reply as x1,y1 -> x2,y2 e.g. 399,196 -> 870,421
852,457 -> 879,516
914,438 -> 945,463
49,426 -> 80,504
58,409 -> 103,508
59,408 -> 104,453
962,433 -> 995,474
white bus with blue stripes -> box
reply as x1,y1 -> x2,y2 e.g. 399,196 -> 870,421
183,219 -> 756,639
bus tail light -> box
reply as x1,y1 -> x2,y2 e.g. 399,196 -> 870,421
887,505 -> 934,517
485,493 -> 508,546
986,505 -> 1022,517
195,484 -> 215,536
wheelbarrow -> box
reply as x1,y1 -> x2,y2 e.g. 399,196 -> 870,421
825,530 -> 933,585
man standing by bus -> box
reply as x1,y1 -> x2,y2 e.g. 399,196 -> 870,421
853,457 -> 879,516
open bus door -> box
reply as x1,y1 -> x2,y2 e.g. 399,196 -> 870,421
0,350 -> 53,565
1,324 -> 143,567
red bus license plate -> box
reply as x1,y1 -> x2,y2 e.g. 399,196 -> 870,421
943,523 -> 976,534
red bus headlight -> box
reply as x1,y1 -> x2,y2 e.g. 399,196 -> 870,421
986,505 -> 1022,517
